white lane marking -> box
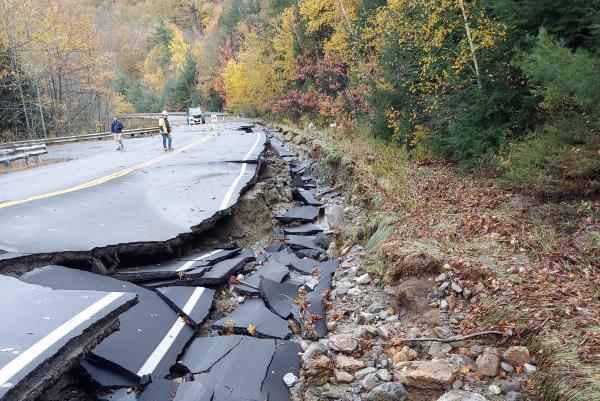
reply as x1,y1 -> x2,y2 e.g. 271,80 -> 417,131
0,292 -> 126,387
176,249 -> 223,272
219,131 -> 262,210
136,287 -> 206,376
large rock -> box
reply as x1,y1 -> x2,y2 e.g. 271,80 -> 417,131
366,382 -> 408,401
503,346 -> 530,367
436,390 -> 489,401
475,349 -> 500,377
394,360 -> 458,389
305,355 -> 334,386
329,334 -> 358,353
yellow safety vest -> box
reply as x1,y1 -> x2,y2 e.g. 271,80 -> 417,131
159,117 -> 169,134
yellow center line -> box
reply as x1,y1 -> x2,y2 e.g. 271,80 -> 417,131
0,134 -> 213,209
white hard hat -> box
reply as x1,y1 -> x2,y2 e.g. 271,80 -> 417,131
161,110 -> 168,115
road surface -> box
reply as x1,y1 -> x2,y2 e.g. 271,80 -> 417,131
0,120 -> 266,255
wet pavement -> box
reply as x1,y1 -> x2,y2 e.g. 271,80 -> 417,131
0,125 -> 343,401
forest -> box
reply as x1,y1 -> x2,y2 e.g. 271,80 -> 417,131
1,0 -> 599,196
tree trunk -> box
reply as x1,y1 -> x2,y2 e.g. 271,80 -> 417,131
458,0 -> 482,89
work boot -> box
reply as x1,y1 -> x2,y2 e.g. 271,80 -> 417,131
164,148 -> 168,152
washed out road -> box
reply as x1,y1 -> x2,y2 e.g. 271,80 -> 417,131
0,119 -> 266,254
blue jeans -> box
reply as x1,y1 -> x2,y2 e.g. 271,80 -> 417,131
162,133 -> 172,149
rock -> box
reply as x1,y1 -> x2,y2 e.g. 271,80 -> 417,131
448,354 -> 471,369
440,299 -> 449,310
302,341 -> 328,365
385,314 -> 399,322
451,283 -> 463,293
475,349 -> 500,377
469,345 -> 484,356
327,321 -> 338,331
362,372 -> 380,390
354,273 -> 371,285
439,282 -> 450,291
356,311 -> 376,324
500,362 -> 514,373
355,367 -> 377,380
329,334 -> 357,353
473,284 -> 486,293
498,379 -> 521,394
284,373 -> 298,387
488,384 -> 501,395
506,391 -> 530,401
429,342 -> 452,359
336,281 -> 351,295
503,346 -> 530,367
335,354 -> 364,371
305,355 -> 334,386
423,309 -> 444,327
463,288 -> 473,299
433,326 -> 452,338
377,325 -> 395,339
334,370 -> 354,383
388,345 -> 418,364
435,273 -> 447,283
347,287 -> 362,296
436,390 -> 489,401
377,369 -> 392,381
452,380 -> 463,390
327,205 -> 347,229
366,382 -> 408,401
523,363 -> 537,375
394,360 -> 458,389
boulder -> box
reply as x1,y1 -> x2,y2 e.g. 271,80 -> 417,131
334,369 -> 354,383
394,360 -> 458,389
305,355 -> 334,386
366,382 -> 408,401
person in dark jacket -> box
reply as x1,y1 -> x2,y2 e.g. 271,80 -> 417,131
111,116 -> 124,151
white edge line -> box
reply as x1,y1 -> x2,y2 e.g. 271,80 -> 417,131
0,292 -> 125,387
175,249 -> 223,272
136,287 -> 205,376
218,131 -> 262,211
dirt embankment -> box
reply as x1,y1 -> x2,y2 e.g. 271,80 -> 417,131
271,124 -> 599,401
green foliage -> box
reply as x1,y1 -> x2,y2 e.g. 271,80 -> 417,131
150,21 -> 173,47
519,29 -> 600,110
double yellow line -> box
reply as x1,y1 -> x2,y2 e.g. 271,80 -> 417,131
0,135 -> 212,209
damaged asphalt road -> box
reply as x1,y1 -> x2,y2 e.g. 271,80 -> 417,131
0,121 -> 265,258
0,123 -> 344,401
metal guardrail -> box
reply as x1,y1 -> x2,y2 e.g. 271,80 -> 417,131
0,127 -> 160,149
126,112 -> 229,119
0,144 -> 47,168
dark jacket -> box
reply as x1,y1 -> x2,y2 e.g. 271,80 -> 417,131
111,120 -> 123,133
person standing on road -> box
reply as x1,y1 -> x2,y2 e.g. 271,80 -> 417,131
158,110 -> 173,151
111,116 -> 124,151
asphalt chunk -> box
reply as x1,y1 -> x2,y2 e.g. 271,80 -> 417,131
259,277 -> 301,319
234,261 -> 290,295
0,274 -> 136,401
276,206 -> 319,224
292,188 -> 323,207
212,298 -> 291,339
156,286 -> 215,327
21,266 -> 194,384
283,224 -> 323,236
262,341 -> 302,401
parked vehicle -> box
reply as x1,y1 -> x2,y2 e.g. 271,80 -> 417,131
187,108 -> 205,124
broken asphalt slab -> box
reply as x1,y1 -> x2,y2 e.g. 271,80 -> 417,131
283,223 -> 323,235
140,251 -> 255,289
269,137 -> 297,159
276,206 -> 320,224
114,248 -> 241,283
0,275 -> 136,401
292,188 -> 323,207
178,335 -> 300,401
156,286 -> 215,327
20,266 -> 196,384
259,277 -> 301,319
284,235 -> 324,251
267,250 -> 320,275
212,298 -> 291,339
234,261 -> 290,295
171,381 -> 213,401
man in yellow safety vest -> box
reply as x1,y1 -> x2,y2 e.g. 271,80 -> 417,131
158,110 -> 173,151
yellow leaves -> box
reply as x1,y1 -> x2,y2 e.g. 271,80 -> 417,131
168,24 -> 190,75
142,46 -> 166,92
247,324 -> 257,336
